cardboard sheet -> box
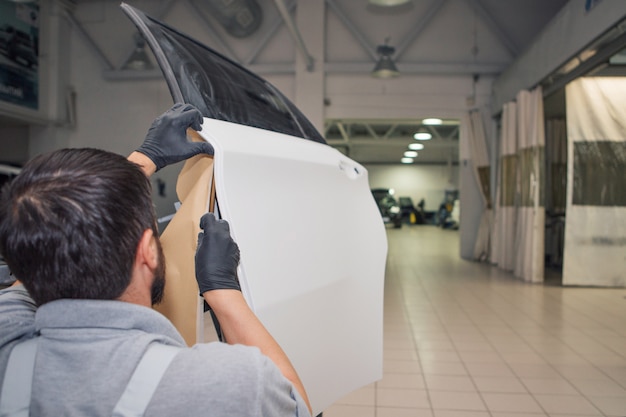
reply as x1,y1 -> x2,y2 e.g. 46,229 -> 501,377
155,151 -> 213,346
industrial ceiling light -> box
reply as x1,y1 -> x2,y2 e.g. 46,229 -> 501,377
368,0 -> 412,6
413,132 -> 432,140
401,157 -> 414,164
372,40 -> 399,78
408,143 -> 424,150
121,32 -> 154,71
404,151 -> 418,158
422,118 -> 442,125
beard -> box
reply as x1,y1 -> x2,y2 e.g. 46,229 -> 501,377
150,236 -> 166,306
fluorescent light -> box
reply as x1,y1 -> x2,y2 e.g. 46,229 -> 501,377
413,132 -> 432,140
422,118 -> 442,125
369,0 -> 412,6
401,157 -> 414,164
404,151 -> 418,157
408,143 -> 424,150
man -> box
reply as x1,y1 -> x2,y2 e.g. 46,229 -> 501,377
0,104 -> 311,416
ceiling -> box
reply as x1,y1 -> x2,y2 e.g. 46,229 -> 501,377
325,118 -> 459,164
74,0 -> 571,164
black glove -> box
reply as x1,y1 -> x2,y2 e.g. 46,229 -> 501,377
195,213 -> 241,295
137,103 -> 213,171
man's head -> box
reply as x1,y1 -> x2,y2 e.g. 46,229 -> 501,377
0,148 -> 165,306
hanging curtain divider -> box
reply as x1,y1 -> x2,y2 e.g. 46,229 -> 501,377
467,110 -> 492,262
512,88 -> 545,283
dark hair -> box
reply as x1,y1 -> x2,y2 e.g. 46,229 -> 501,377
0,148 -> 156,305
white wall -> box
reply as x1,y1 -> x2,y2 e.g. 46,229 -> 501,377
365,164 -> 459,212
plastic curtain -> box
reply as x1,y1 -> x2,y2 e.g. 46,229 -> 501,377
563,77 -> 626,287
544,119 -> 567,268
513,87 -> 545,283
465,110 -> 492,262
492,102 -> 517,271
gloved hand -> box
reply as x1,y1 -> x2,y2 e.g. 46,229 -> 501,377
137,103 -> 213,171
195,213 -> 241,295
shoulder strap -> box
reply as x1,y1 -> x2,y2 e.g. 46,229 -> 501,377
0,340 -> 180,417
0,337 -> 38,417
111,343 -> 181,417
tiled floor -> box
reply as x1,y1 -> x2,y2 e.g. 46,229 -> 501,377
323,225 -> 626,417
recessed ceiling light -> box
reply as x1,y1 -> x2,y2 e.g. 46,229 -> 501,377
404,151 -> 418,158
422,118 -> 442,125
413,132 -> 432,140
408,143 -> 424,150
401,157 -> 414,164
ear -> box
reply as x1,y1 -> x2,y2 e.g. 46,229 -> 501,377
136,228 -> 158,271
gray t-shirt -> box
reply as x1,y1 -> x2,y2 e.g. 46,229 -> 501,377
0,289 -> 310,417
0,285 -> 37,389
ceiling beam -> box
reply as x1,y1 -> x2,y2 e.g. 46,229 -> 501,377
465,0 -> 519,57
326,139 -> 458,149
186,0 -> 240,64
326,0 -> 378,61
64,11 -> 114,70
244,0 -> 296,65
395,0 -> 448,60
336,123 -> 350,142
383,124 -> 399,140
325,61 -> 507,75
272,0 -> 315,71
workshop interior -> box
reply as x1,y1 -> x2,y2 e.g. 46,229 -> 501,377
1,0 -> 625,416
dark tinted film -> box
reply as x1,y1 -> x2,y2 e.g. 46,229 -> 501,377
122,4 -> 325,144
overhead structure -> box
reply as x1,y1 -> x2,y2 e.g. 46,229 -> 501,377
371,40 -> 399,78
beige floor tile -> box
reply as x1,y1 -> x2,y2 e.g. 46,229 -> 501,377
424,375 -> 476,392
334,386 -> 375,406
490,413 -> 547,417
465,362 -> 514,377
385,348 -> 419,361
481,393 -> 543,413
433,411 -> 490,417
419,351 -> 463,363
453,341 -> 497,352
378,373 -> 426,390
377,407 -> 434,417
322,404 -> 375,417
422,361 -> 468,376
472,376 -> 527,393
569,378 -> 626,397
429,391 -> 486,411
458,351 -> 504,363
587,396 -> 626,416
520,377 -> 579,395
551,365 -> 612,380
509,363 -> 561,378
417,340 -> 457,351
385,359 -> 422,374
377,388 -> 430,409
534,394 -> 602,415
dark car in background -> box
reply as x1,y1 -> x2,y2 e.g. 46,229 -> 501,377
398,196 -> 417,222
371,188 -> 402,228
